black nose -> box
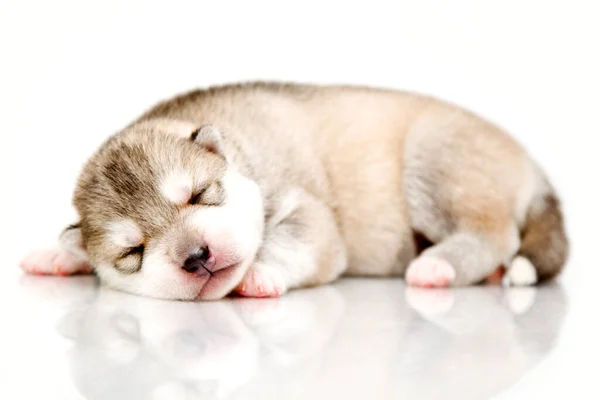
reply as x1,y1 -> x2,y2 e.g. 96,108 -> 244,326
182,247 -> 211,273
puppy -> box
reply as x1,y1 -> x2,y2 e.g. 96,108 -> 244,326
20,82 -> 569,300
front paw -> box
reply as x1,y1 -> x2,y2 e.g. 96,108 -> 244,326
20,248 -> 92,276
234,263 -> 286,298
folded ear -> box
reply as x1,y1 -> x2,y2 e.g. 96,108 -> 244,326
190,124 -> 226,159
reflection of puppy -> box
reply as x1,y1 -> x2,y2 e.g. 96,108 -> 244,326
61,290 -> 259,399
49,282 -> 344,400
18,276 -> 565,399
20,82 -> 569,300
396,284 -> 567,400
261,280 -> 563,399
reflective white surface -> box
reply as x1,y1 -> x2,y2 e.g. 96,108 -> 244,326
2,275 -> 582,400
2,1 -> 599,398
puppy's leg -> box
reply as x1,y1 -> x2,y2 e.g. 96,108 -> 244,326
406,221 -> 519,287
20,223 -> 92,276
403,108 -> 530,287
405,150 -> 522,287
235,188 -> 347,298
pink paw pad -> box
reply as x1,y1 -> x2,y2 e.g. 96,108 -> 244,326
235,265 -> 285,298
20,248 -> 91,276
405,256 -> 456,288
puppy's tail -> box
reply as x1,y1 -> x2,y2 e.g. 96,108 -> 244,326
517,178 -> 569,282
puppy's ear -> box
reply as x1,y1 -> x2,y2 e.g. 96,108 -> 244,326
59,222 -> 89,262
190,124 -> 226,158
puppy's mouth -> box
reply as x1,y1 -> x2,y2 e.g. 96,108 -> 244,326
194,262 -> 241,300
178,245 -> 245,300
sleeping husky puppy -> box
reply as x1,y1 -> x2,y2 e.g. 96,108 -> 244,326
19,82 -> 569,300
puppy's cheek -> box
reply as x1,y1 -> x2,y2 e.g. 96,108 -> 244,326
190,207 -> 262,269
190,168 -> 265,267
138,250 -> 216,300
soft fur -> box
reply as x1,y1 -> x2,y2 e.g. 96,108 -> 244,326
20,82 -> 569,300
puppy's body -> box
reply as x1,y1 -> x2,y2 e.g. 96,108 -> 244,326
20,82 -> 569,300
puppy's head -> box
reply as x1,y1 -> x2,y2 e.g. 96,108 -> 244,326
67,119 -> 264,300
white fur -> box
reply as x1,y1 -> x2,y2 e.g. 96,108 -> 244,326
257,188 -> 319,290
59,225 -> 89,261
96,167 -> 265,300
188,168 -> 265,264
514,163 -> 537,228
506,256 -> 538,286
528,163 -> 553,218
106,219 -> 143,249
259,238 -> 316,289
160,169 -> 192,205
267,188 -> 302,229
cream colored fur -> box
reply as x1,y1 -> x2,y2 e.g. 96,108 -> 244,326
20,82 -> 569,299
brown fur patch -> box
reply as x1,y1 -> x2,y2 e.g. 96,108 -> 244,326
518,194 -> 569,281
73,124 -> 227,268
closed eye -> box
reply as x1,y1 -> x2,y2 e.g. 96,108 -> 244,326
115,244 -> 144,274
120,244 -> 144,259
189,181 -> 224,206
189,190 -> 205,205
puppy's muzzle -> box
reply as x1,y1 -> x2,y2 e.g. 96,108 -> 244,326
182,247 -> 214,274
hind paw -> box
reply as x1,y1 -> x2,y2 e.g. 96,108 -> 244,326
405,256 -> 456,288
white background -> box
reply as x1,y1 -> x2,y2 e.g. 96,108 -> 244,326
0,1 -> 598,399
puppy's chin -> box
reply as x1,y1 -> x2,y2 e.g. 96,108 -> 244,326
195,260 -> 251,301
